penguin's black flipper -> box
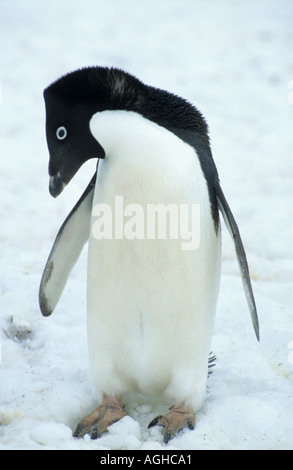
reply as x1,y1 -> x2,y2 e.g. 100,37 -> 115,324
215,180 -> 260,341
39,172 -> 97,317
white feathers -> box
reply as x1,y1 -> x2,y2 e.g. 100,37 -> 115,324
87,111 -> 221,410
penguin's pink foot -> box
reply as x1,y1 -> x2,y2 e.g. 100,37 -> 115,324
148,404 -> 195,444
73,395 -> 127,439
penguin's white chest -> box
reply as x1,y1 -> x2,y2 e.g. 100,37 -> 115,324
86,111 -> 221,409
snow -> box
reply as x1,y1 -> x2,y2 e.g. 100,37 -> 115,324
0,0 -> 293,450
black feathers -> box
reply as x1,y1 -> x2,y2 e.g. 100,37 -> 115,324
45,67 -> 144,114
44,66 -> 208,135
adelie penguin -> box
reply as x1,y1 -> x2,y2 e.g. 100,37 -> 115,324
39,66 -> 259,444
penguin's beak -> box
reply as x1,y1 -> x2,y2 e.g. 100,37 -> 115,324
49,173 -> 67,198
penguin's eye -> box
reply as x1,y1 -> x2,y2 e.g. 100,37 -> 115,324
56,126 -> 68,140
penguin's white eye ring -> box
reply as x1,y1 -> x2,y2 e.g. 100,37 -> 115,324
56,126 -> 67,140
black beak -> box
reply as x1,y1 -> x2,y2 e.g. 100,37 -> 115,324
49,173 -> 66,198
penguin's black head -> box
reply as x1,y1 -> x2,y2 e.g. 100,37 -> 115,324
43,69 -> 110,197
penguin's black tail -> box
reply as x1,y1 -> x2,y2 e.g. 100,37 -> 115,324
208,352 -> 216,377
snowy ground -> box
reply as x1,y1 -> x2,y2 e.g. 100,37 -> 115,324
0,0 -> 293,450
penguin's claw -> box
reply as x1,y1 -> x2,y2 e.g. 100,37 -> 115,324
73,395 -> 127,439
148,406 -> 195,444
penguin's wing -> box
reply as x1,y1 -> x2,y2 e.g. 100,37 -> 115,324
39,172 -> 97,317
215,180 -> 260,341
